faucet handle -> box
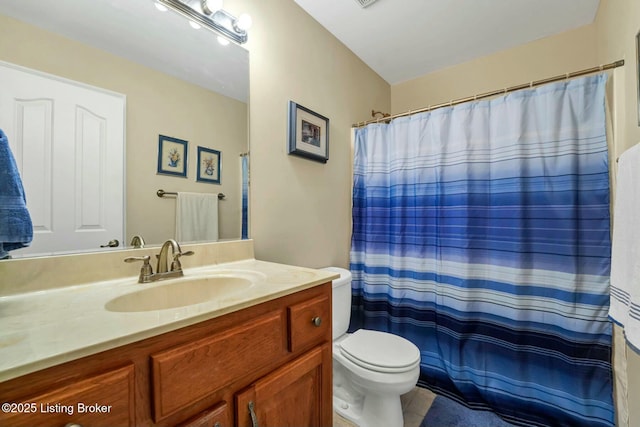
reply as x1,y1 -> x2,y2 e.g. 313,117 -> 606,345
124,255 -> 154,283
171,250 -> 194,271
124,255 -> 151,264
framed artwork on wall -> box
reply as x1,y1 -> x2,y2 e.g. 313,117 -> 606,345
157,135 -> 188,178
196,146 -> 221,184
287,101 -> 329,163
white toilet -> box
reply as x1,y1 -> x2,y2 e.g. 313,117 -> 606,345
324,267 -> 421,427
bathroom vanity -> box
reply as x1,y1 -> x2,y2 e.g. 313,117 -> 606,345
0,241 -> 337,427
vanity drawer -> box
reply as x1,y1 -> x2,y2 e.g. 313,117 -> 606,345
0,364 -> 134,427
151,310 -> 287,422
288,294 -> 331,353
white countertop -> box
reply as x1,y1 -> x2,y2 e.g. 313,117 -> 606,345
0,259 -> 338,382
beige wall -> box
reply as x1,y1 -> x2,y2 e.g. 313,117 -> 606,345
0,14 -> 247,247
392,24 -> 598,113
238,0 -> 389,268
596,0 -> 640,156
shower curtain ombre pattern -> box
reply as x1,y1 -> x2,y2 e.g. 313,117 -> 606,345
350,75 -> 613,427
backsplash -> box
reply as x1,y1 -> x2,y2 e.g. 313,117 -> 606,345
0,239 -> 254,296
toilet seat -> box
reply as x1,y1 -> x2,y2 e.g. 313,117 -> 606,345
338,329 -> 421,374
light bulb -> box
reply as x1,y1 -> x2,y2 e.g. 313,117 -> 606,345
201,0 -> 223,15
155,2 -> 168,12
217,36 -> 230,46
189,21 -> 201,30
234,13 -> 252,31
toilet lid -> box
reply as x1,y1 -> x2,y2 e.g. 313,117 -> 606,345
338,330 -> 421,373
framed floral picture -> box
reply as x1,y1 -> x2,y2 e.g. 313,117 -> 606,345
287,101 -> 329,163
197,146 -> 221,184
157,135 -> 188,178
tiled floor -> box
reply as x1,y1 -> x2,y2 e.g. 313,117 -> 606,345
333,386 -> 437,427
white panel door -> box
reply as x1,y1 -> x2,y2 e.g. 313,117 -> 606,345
0,61 -> 125,256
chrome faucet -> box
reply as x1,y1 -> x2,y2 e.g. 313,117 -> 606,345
156,239 -> 194,274
129,234 -> 145,249
124,239 -> 194,283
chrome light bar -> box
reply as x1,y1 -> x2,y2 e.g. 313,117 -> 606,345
157,0 -> 248,44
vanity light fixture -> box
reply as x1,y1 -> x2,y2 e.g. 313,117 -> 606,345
154,1 -> 168,12
156,0 -> 251,44
201,0 -> 223,15
234,13 -> 252,32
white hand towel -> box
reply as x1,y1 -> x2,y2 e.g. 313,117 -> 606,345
175,192 -> 219,243
610,143 -> 640,350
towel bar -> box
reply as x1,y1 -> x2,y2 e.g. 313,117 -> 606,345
157,189 -> 225,200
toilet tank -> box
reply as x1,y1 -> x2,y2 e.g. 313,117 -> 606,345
322,267 -> 352,340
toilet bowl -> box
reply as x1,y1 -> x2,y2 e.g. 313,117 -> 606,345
323,267 -> 421,427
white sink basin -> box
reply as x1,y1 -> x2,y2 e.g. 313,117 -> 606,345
105,276 -> 254,312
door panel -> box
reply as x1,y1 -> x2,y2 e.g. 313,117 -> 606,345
0,61 -> 125,256
14,98 -> 53,234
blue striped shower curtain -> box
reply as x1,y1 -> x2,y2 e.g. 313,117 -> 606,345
350,74 -> 613,426
241,154 -> 249,239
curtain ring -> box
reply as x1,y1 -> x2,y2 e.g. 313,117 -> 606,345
449,100 -> 453,107
600,65 -> 604,72
565,73 -> 570,80
529,81 -> 533,88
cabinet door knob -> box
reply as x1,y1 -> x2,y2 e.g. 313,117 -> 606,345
311,316 -> 322,327
65,424 -> 84,427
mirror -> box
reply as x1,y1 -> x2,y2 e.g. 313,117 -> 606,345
0,0 -> 249,258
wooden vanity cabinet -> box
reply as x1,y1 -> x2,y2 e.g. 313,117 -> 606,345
0,282 -> 332,427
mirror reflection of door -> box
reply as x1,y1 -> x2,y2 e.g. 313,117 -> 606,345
0,62 -> 125,257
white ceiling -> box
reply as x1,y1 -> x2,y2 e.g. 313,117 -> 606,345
1,0 -> 601,97
0,0 -> 249,102
293,0 -> 601,85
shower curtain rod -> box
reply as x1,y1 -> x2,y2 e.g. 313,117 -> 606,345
353,59 -> 625,128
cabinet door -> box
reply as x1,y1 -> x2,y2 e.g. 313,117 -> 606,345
0,364 -> 134,427
235,344 -> 331,427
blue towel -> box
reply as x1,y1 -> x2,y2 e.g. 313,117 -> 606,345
0,128 -> 33,259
